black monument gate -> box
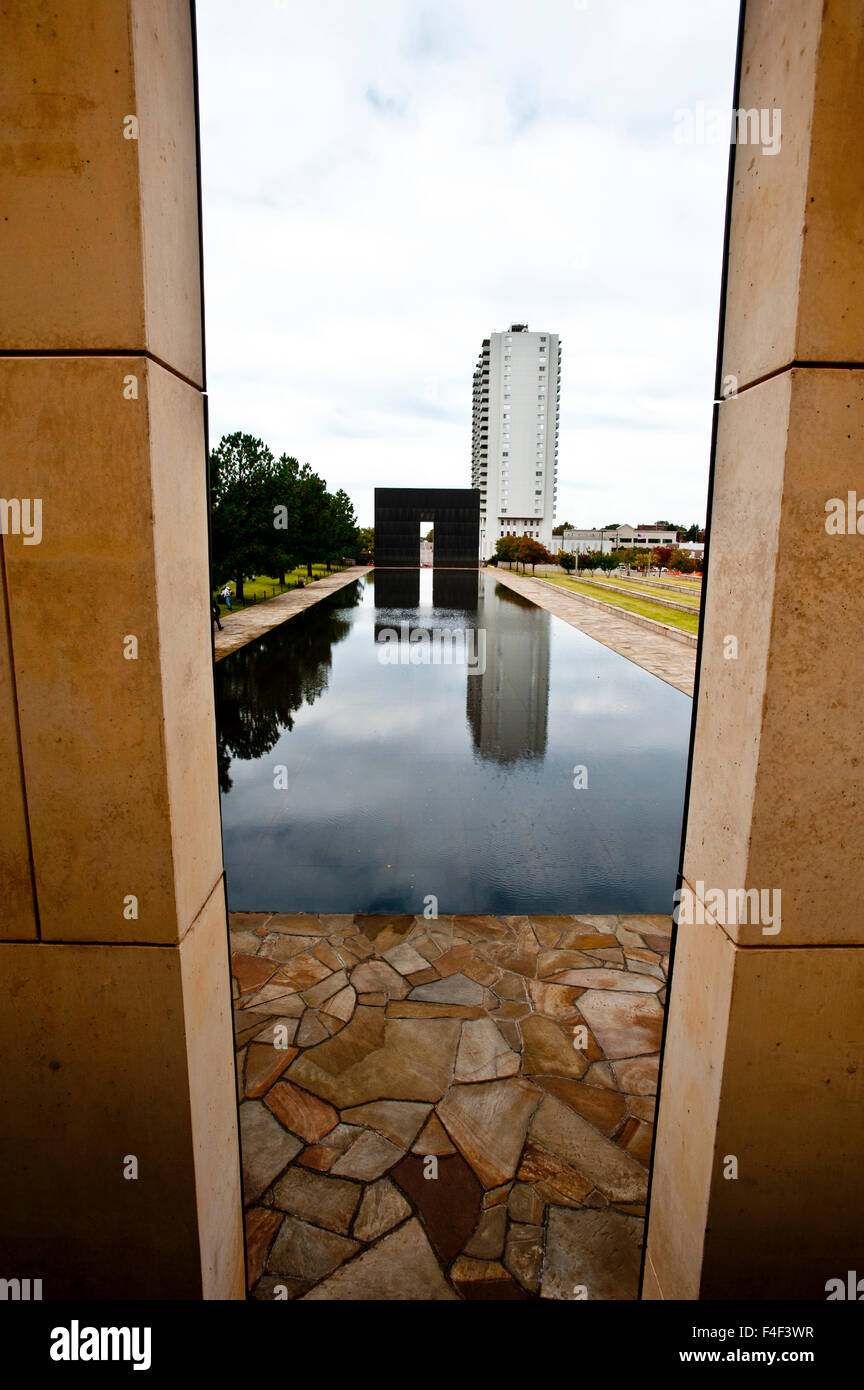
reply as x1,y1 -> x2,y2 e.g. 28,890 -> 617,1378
374,487 -> 480,568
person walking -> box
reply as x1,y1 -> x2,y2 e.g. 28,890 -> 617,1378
220,582 -> 233,611
211,596 -> 223,632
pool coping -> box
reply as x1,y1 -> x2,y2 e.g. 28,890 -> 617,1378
213,567 -> 372,661
488,568 -> 696,697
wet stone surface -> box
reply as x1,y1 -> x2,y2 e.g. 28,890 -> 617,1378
232,911 -> 669,1301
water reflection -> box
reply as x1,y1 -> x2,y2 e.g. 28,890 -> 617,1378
215,572 -> 690,914
214,583 -> 360,792
466,580 -> 550,764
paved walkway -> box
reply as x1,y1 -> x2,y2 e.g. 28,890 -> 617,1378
490,569 -> 696,697
214,568 -> 371,662
232,909 -> 671,1300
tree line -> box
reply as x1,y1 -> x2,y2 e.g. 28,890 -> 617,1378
493,534 -> 703,575
210,432 -> 359,599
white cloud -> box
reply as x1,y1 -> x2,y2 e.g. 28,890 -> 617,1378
197,0 -> 740,528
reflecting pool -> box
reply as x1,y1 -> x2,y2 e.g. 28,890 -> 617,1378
215,570 -> 690,914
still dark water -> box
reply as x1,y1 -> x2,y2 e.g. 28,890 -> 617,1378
215,570 -> 690,914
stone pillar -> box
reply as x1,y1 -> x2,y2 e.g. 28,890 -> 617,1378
0,1 -> 244,1298
644,0 -> 864,1300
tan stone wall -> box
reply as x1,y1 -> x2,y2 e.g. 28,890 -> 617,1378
0,0 -> 243,1298
646,0 -> 864,1299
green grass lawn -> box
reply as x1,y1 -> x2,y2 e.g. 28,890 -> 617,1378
538,572 -> 700,635
577,574 -> 702,608
214,565 -> 345,614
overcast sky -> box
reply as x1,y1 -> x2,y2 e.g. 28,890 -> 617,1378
196,0 -> 740,530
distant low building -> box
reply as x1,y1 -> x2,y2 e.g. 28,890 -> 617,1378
558,524 -> 678,556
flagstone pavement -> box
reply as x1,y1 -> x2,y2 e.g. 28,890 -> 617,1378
231,910 -> 672,1300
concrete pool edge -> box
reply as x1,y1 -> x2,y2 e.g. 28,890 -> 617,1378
213,567 -> 373,661
488,569 -> 696,697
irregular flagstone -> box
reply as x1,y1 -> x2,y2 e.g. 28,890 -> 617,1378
357,992 -> 387,1007
406,966 -> 440,987
618,1117 -> 653,1165
234,1010 -> 275,1046
268,1214 -> 359,1283
548,967 -> 660,993
412,1114 -> 456,1155
613,1054 -> 660,1095
615,926 -> 648,947
494,998 -> 531,1019
504,1221 -> 544,1293
265,913 -> 323,935
386,1001 -> 485,1020
619,914 -> 673,937
558,929 -> 620,951
529,1095 -> 647,1203
295,1145 -> 338,1173
272,1167 -> 361,1235
263,933 -> 322,963
352,1178 -> 412,1242
245,1207 -> 283,1289
321,985 -> 356,1022
252,1274 -> 311,1301
381,942 -> 430,975
622,956 -> 666,981
244,1042 -> 299,1099
491,970 -> 527,1001
243,984 -> 307,1012
454,1018 -> 520,1082
516,1141 -> 593,1204
540,1206 -> 643,1301
536,1077 -> 627,1137
482,1183 -> 513,1208
508,1182 -> 546,1225
288,1017 -> 461,1107
537,949 -> 598,977
296,1011 -> 330,1048
240,1101 -> 303,1202
302,1218 -> 459,1300
301,969 -> 348,1008
349,959 -> 409,999
450,1257 -> 529,1301
313,941 -> 344,971
354,914 -> 416,951
583,1060 -> 616,1089
451,915 -> 511,941
229,928 -> 262,955
265,1080 -> 339,1144
432,944 -> 481,977
450,1256 -> 530,1295
232,953 -> 280,995
527,920 -> 567,948
557,1012 -> 604,1061
463,1203 -> 507,1260
495,1020 -> 522,1053
481,940 -> 538,978
526,978 -> 584,1017
436,1077 -> 541,1188
628,1095 -> 656,1122
390,1152 -> 483,1262
272,953 -> 333,992
521,1014 -> 589,1079
341,1100 -> 431,1148
253,1017 -> 300,1047
577,990 -> 664,1058
583,946 -> 626,967
290,1006 -> 386,1078
408,973 -> 484,1006
330,1130 -> 403,1180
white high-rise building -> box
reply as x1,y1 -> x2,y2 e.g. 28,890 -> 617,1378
471,323 -> 560,559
